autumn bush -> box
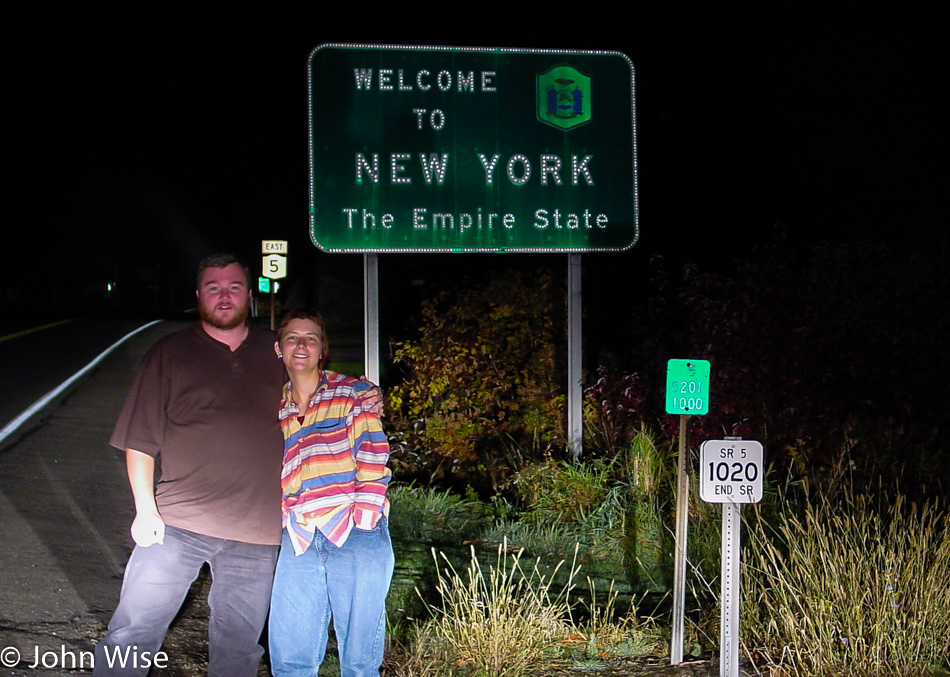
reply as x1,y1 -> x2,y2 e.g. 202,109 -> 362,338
387,270 -> 565,489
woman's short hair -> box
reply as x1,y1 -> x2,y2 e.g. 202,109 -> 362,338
276,310 -> 329,369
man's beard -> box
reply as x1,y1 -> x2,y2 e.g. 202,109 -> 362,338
200,302 -> 249,330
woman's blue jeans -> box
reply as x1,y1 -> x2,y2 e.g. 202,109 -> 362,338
268,518 -> 394,677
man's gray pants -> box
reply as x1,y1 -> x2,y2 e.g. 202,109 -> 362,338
94,525 -> 278,677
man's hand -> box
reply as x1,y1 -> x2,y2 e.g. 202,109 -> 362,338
126,449 -> 164,547
130,511 -> 165,547
359,376 -> 384,417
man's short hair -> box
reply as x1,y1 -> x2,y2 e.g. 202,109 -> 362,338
196,253 -> 252,289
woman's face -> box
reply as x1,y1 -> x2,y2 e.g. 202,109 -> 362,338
275,318 -> 324,373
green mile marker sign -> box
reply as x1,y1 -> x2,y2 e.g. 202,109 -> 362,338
666,359 -> 711,415
308,44 -> 638,253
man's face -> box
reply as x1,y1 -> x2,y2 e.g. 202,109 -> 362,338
196,263 -> 250,330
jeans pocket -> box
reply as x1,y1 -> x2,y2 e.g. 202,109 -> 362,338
353,511 -> 387,533
352,521 -> 382,534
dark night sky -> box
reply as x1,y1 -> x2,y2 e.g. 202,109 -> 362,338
8,4 -> 947,315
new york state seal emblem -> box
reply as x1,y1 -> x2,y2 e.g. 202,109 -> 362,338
537,64 -> 592,130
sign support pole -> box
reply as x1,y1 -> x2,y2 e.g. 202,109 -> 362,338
671,413 -> 689,664
699,437 -> 763,677
270,287 -> 276,331
567,254 -> 583,458
720,502 -> 741,677
364,253 -> 380,385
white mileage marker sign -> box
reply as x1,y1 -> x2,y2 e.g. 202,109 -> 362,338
700,440 -> 764,504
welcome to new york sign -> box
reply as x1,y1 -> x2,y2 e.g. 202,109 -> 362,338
308,44 -> 638,253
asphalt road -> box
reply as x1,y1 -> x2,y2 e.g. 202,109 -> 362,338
0,318 -> 159,430
0,320 -> 186,676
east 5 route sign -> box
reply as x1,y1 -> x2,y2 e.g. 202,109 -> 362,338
308,44 -> 638,253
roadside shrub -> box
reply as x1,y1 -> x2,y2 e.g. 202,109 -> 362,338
490,427 -> 676,591
388,484 -> 490,544
395,544 -> 662,676
388,270 -> 564,489
510,459 -> 610,525
578,580 -> 663,662
584,366 -> 648,455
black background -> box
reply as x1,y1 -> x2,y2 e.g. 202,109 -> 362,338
8,4 -> 947,317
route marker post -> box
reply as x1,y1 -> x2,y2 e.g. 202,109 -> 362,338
665,358 -> 711,664
700,438 -> 764,677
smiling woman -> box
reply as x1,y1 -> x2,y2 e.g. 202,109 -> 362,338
275,312 -> 328,385
269,310 -> 394,677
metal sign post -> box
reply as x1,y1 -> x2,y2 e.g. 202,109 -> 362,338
719,502 -> 741,677
666,359 -> 711,664
364,253 -> 380,385
567,254 -> 582,457
700,438 -> 764,677
670,413 -> 689,664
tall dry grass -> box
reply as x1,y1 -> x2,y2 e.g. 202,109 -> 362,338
402,543 -> 578,676
742,487 -> 950,675
395,542 -> 660,676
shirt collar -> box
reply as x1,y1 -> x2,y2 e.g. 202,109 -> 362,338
280,371 -> 329,410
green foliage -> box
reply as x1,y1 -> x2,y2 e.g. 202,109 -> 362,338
577,580 -> 662,660
388,484 -> 490,544
395,544 -> 661,676
623,429 -> 675,591
510,459 -> 611,525
388,270 -> 564,486
487,427 -> 676,591
741,483 -> 950,675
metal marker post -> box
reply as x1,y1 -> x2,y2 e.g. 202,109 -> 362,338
720,502 -> 741,677
671,414 -> 689,664
270,286 -> 276,331
665,358 -> 710,665
699,438 -> 764,677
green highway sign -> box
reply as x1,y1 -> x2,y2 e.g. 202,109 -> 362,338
308,44 -> 638,253
666,359 -> 711,415
258,276 -> 271,293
